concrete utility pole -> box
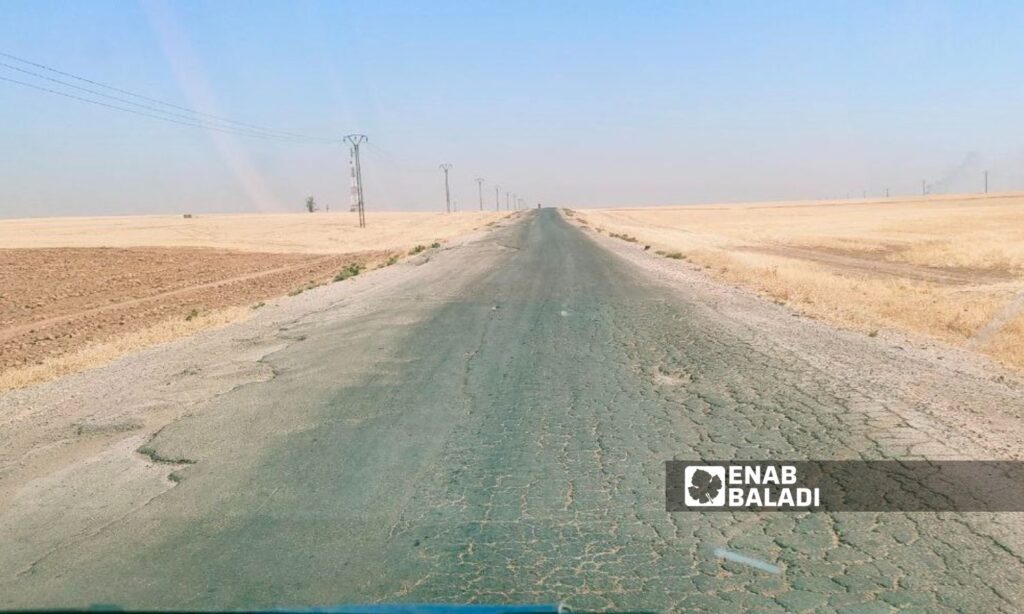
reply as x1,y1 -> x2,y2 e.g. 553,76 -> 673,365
440,164 -> 453,213
476,178 -> 485,211
505,191 -> 510,211
344,134 -> 368,228
494,185 -> 501,211
885,188 -> 890,198
985,170 -> 989,194
922,180 -> 927,196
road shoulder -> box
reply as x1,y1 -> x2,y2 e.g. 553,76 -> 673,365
566,211 -> 1024,461
0,217 -> 521,579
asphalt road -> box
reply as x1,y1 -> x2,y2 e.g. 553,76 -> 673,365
6,209 -> 1024,612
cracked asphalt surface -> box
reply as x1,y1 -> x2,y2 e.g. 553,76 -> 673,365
4,209 -> 1024,612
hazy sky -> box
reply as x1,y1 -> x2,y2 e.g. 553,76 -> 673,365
2,0 -> 1023,217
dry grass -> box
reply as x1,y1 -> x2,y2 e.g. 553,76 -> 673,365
986,312 -> 1024,369
575,193 -> 1024,370
0,211 -> 510,254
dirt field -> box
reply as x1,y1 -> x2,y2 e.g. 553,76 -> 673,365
0,211 -> 510,388
571,193 -> 1024,370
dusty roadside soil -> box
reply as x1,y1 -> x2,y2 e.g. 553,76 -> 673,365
0,247 -> 392,385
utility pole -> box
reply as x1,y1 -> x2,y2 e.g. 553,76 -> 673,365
348,151 -> 358,213
476,178 -> 485,211
885,188 -> 889,198
344,134 -> 368,228
505,191 -> 510,211
439,163 -> 453,213
985,170 -> 989,194
921,179 -> 927,196
494,185 -> 501,211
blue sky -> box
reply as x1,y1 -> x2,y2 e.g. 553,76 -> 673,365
1,0 -> 1022,216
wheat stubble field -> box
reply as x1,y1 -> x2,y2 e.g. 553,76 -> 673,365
0,211 -> 508,388
573,193 -> 1024,371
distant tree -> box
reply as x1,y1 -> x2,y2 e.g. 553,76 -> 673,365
305,196 -> 318,213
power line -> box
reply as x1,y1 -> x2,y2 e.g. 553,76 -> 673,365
0,75 -> 335,143
0,51 -> 331,142
0,53 -> 337,143
1,53 -> 535,216
0,60 -> 335,143
362,142 -> 435,173
0,63 -> 332,143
